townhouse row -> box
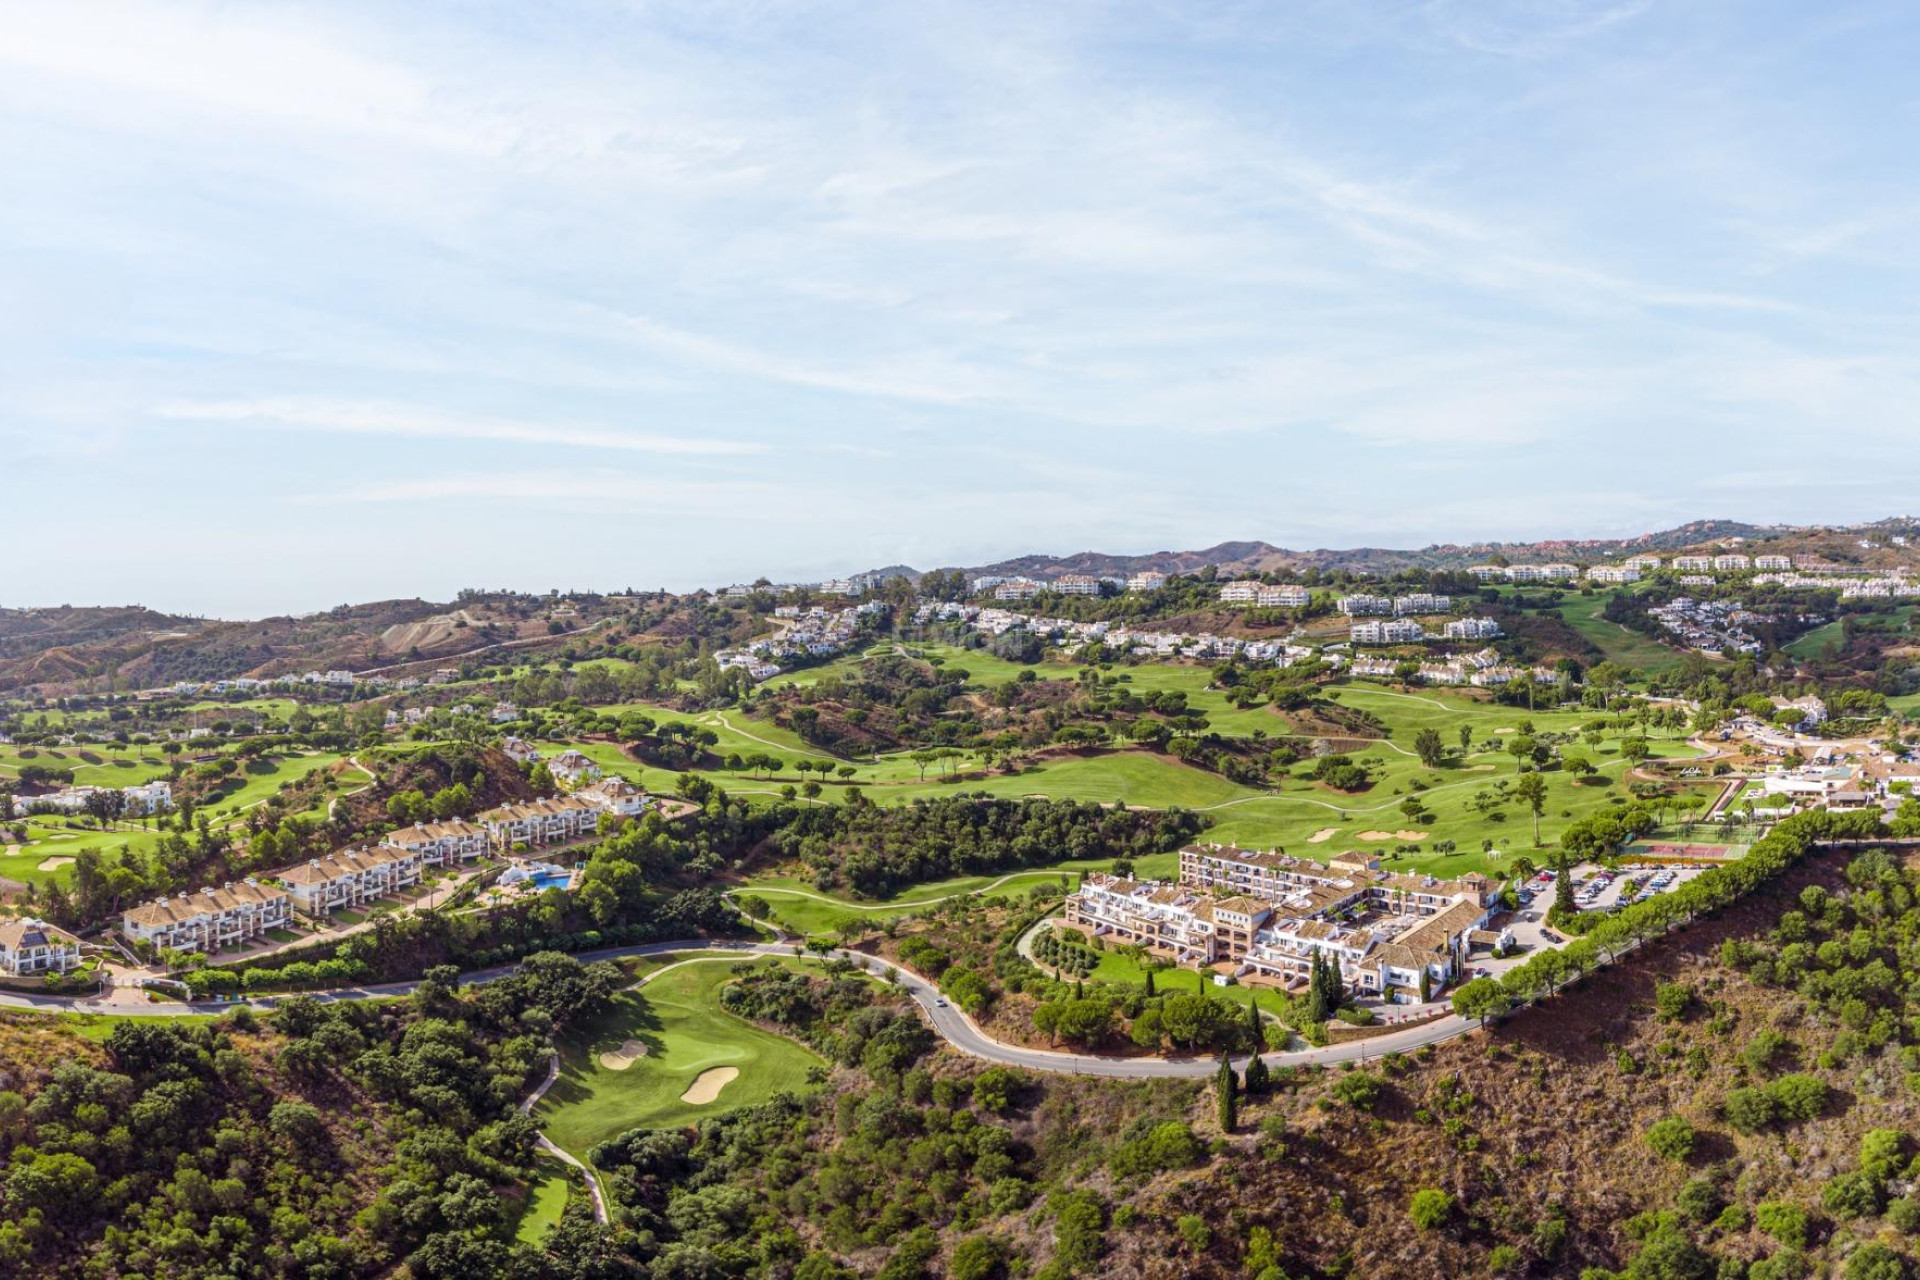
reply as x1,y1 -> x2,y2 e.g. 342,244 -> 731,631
120,777 -> 654,952
1063,844 -> 1499,1000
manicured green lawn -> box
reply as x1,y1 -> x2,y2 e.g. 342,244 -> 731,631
514,1165 -> 573,1243
0,745 -> 172,788
536,958 -> 823,1158
741,853 -> 1179,935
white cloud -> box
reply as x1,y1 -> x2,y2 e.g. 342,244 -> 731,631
155,397 -> 765,456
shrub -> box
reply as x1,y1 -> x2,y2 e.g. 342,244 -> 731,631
1110,1122 -> 1203,1179
1824,1170 -> 1884,1220
1755,1201 -> 1809,1249
1487,1243 -> 1522,1276
1409,1188 -> 1455,1231
971,1067 -> 1026,1114
1674,1179 -> 1721,1223
1644,1117 -> 1696,1162
948,1236 -> 1008,1280
1767,1074 -> 1828,1123
1723,1086 -> 1777,1133
1330,1071 -> 1383,1110
1653,982 -> 1693,1021
1175,1215 -> 1210,1253
1844,1244 -> 1909,1280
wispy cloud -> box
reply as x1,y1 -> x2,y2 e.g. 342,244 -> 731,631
156,398 -> 765,456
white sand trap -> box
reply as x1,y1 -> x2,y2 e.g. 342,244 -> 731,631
1393,830 -> 1428,841
598,1039 -> 649,1070
37,856 -> 74,871
3,846 -> 20,858
680,1066 -> 739,1105
1495,727 -> 1517,734
1467,764 -> 1496,772
1307,828 -> 1337,843
1355,830 -> 1395,841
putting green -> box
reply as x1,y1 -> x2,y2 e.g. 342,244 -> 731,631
536,958 -> 822,1157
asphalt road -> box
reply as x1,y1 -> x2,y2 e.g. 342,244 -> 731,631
3,936 -> 1474,1079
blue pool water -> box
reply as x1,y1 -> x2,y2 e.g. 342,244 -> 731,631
528,871 -> 571,890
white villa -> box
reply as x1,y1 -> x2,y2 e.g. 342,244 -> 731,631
548,750 -> 604,786
0,918 -> 83,977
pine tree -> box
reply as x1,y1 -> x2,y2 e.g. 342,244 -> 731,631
1216,1053 -> 1238,1130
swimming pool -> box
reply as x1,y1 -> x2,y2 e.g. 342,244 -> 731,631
528,870 -> 572,891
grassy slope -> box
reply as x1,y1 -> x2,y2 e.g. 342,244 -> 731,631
1555,591 -> 1688,673
536,957 -> 822,1158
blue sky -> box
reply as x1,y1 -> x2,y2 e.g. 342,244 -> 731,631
5,0 -> 1919,616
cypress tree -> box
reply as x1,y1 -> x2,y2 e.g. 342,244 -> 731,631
1418,966 -> 1432,1004
1144,968 -> 1155,997
1553,855 -> 1575,922
1216,1053 -> 1238,1130
1244,1052 -> 1270,1096
1246,995 -> 1262,1041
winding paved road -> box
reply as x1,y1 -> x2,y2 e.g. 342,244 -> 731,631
3,936 -> 1472,1079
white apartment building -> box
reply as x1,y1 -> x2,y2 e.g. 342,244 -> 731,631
1468,565 -> 1507,581
0,919 -> 83,977
1712,554 -> 1752,571
1442,617 -> 1502,640
122,880 -> 291,953
281,845 -> 424,917
1392,593 -> 1450,615
1221,581 -> 1309,607
1672,556 -> 1714,572
1066,845 -> 1496,998
1338,594 -> 1393,616
1051,574 -> 1105,596
1586,567 -> 1640,584
1127,571 -> 1168,592
993,578 -> 1043,601
501,736 -> 543,766
478,796 -> 602,851
384,819 -> 490,865
1351,619 -> 1425,644
1506,563 -> 1579,582
1624,555 -> 1664,571
1754,555 -> 1793,570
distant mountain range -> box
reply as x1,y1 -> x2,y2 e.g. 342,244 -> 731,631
887,517 -> 1920,581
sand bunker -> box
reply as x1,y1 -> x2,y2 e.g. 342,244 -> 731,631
680,1066 -> 739,1105
1356,830 -> 1428,842
1394,830 -> 1428,841
3,846 -> 21,858
597,1039 -> 649,1070
1495,727 -> 1517,734
1306,828 -> 1337,843
1467,764 -> 1496,772
37,856 -> 74,871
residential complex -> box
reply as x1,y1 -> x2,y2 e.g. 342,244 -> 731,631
1586,566 -> 1640,584
1127,571 -> 1169,592
1392,593 -> 1450,615
1442,617 -> 1503,640
1337,593 -> 1393,616
1350,619 -> 1425,645
281,845 -> 429,916
1219,581 -> 1308,608
1063,845 -> 1499,999
123,879 -> 292,952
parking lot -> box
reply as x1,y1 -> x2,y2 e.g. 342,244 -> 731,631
1474,862 -> 1710,981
